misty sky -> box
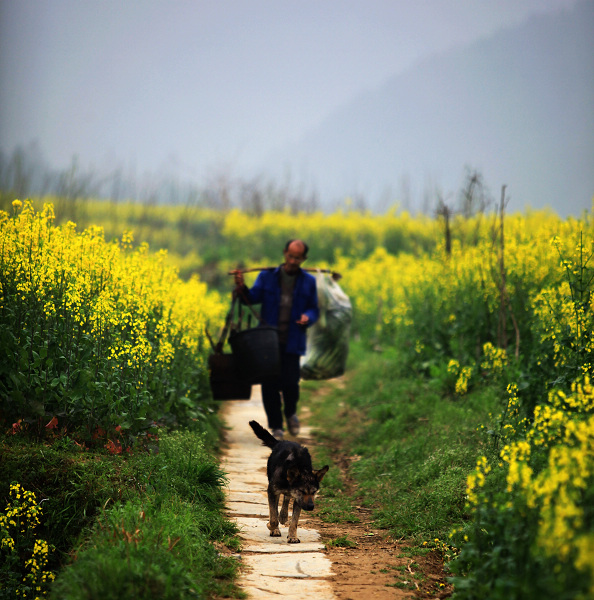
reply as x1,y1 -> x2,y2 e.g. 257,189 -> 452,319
0,0 -> 586,202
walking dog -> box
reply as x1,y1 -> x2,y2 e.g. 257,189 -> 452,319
249,420 -> 329,543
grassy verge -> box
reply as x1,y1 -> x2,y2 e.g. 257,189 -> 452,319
302,339 -> 500,543
0,427 -> 244,600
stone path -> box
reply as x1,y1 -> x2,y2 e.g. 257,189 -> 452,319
220,386 -> 336,599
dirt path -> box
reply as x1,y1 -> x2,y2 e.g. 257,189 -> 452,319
220,386 -> 451,599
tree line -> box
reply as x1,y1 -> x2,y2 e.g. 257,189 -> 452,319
1,144 -> 492,219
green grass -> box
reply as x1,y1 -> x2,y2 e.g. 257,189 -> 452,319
49,495 -> 240,600
325,535 -> 357,549
0,428 -> 244,599
303,340 -> 502,542
304,441 -> 361,524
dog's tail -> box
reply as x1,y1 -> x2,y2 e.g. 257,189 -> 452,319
249,420 -> 278,449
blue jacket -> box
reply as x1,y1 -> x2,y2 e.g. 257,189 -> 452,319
243,266 -> 319,355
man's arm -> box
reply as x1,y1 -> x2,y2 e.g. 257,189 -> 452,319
232,269 -> 265,304
299,278 -> 319,326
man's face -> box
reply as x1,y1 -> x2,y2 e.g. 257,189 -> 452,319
283,242 -> 306,274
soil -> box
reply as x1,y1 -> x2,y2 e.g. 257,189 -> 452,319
297,386 -> 454,600
318,518 -> 451,599
303,443 -> 454,600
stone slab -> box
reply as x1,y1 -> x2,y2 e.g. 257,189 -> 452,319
225,491 -> 268,504
223,470 -> 266,484
222,452 -> 269,464
228,503 -> 317,523
227,491 -> 267,502
236,516 -> 324,552
241,542 -> 326,554
242,552 -> 334,578
226,481 -> 265,494
226,501 -> 269,517
223,466 -> 267,478
239,575 -> 336,600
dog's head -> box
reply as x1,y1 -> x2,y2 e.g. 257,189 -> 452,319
286,465 -> 329,511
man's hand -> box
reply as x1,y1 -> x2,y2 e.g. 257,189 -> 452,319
296,314 -> 310,326
230,269 -> 244,287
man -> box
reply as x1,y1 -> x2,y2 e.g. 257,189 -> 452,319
233,239 -> 319,440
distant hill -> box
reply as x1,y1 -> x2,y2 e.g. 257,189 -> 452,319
262,0 -> 594,216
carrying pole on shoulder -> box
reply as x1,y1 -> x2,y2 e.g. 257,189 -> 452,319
228,267 -> 341,280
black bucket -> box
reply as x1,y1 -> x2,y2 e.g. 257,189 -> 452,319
230,326 -> 281,384
208,353 -> 252,400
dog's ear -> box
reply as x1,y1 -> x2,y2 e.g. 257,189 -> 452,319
315,465 -> 329,482
286,466 -> 300,482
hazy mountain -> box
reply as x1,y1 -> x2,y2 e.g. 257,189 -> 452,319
263,0 -> 594,216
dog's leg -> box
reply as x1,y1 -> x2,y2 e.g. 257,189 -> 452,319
279,495 -> 291,525
287,503 -> 302,543
267,489 -> 281,537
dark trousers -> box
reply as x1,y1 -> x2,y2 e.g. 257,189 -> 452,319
261,349 -> 300,430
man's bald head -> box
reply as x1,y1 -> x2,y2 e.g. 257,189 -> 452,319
283,239 -> 309,274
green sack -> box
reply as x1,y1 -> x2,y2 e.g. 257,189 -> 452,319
301,272 -> 352,380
